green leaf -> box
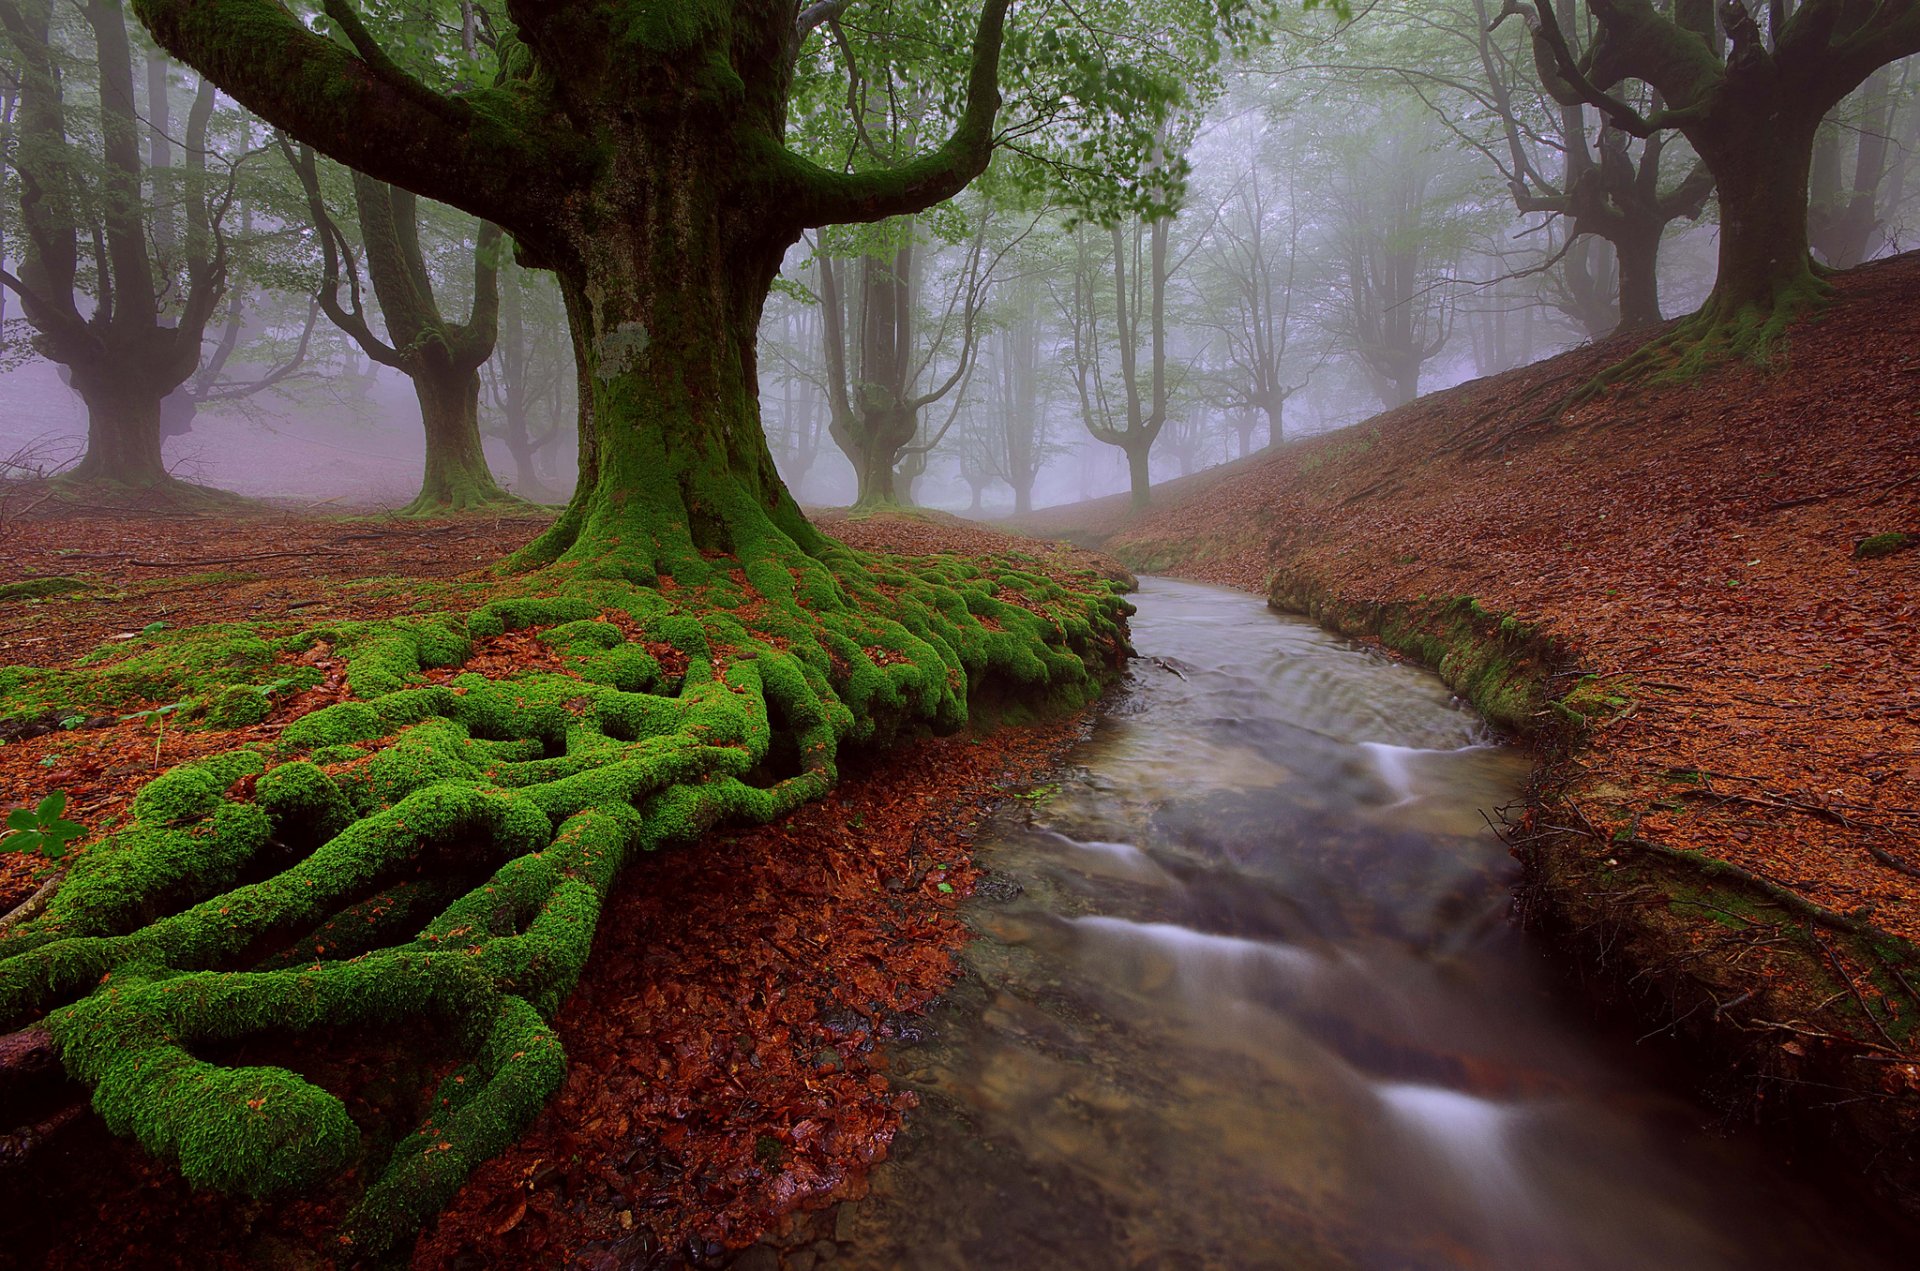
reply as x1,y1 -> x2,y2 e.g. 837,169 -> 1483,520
937,882 -> 955,894
5,808 -> 37,831
2,829 -> 43,855
38,790 -> 67,819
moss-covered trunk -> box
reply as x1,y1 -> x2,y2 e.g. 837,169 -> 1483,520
1692,108 -> 1826,332
516,164 -> 818,578
403,362 -> 507,514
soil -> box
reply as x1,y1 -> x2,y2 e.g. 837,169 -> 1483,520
0,507 -> 1117,1268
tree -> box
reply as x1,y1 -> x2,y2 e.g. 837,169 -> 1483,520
1324,104 -> 1463,409
1192,117 -> 1315,447
483,257 -> 573,501
981,270 -> 1060,514
1062,193 -> 1195,510
817,212 -> 991,508
1514,0 -> 1920,365
1808,63 -> 1913,267
1466,0 -> 1713,330
285,141 -> 516,514
0,0 -> 232,497
10,0 -> 1230,1251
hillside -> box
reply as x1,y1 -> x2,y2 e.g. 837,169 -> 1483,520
1021,251 -> 1920,1212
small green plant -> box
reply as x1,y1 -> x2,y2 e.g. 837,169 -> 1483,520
3,791 -> 86,860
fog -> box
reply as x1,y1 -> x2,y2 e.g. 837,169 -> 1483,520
3,5 -> 1915,517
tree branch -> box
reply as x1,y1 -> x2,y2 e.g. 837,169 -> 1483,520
780,0 -> 1010,228
133,0 -> 562,231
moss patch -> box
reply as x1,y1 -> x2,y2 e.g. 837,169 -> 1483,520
0,576 -> 91,602
1854,531 -> 1915,560
0,543 -> 1130,1258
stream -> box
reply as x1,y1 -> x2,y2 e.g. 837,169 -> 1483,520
827,577 -> 1903,1271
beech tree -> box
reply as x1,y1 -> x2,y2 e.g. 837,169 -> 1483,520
0,0 -> 232,497
1063,214 -> 1175,508
1471,0 -> 1713,330
134,0 -> 1254,569
817,212 -> 992,508
284,141 -> 517,514
1510,0 -> 1920,363
1808,63 -> 1913,267
484,257 -> 573,501
0,3 -> 1253,1252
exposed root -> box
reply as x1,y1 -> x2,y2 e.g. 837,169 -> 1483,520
1571,273 -> 1834,404
0,539 -> 1130,1257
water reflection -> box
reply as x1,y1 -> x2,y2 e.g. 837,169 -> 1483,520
832,578 -> 1897,1271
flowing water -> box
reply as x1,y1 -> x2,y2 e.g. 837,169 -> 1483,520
830,578 -> 1903,1271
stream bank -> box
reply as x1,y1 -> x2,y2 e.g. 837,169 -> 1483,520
736,578 -> 1911,1270
1016,252 -> 1920,1220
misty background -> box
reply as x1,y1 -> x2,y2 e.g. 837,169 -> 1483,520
3,3 -> 1912,515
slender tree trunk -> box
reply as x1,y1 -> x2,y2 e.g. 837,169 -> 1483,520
405,365 -> 505,513
1126,443 -> 1151,511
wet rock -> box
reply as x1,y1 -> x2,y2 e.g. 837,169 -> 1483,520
974,872 -> 1024,904
728,1246 -> 780,1271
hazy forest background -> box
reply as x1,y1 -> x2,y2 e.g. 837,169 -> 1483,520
7,0 -> 1913,516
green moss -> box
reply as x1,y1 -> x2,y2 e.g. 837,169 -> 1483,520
0,536 -> 1128,1259
1853,532 -> 1914,560
205,685 -> 274,728
0,576 -> 90,602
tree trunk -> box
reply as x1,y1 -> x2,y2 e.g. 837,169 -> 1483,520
1696,111 -> 1823,324
1013,481 -> 1032,517
1259,398 -> 1284,449
404,365 -> 508,514
1612,221 -> 1664,332
515,221 -> 820,580
66,372 -> 169,486
1126,443 -> 1151,511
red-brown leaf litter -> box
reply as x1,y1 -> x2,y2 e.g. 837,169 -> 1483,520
0,511 -> 1105,1268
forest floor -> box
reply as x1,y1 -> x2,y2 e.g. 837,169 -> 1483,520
1020,250 -> 1920,1209
0,506 -> 1110,1268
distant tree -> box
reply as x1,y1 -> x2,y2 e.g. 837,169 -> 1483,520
1192,120 -> 1315,448
818,211 -> 992,508
1323,106 -> 1464,409
483,258 -> 571,502
1511,0 -> 1920,365
284,141 -> 516,514
0,0 -> 233,498
1808,63 -> 1914,267
1063,213 -> 1176,509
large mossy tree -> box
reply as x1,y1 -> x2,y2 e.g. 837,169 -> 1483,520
0,0 -> 1266,1255
1511,0 -> 1920,368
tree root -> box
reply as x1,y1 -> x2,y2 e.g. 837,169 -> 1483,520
1569,273 -> 1834,405
0,539 -> 1131,1257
